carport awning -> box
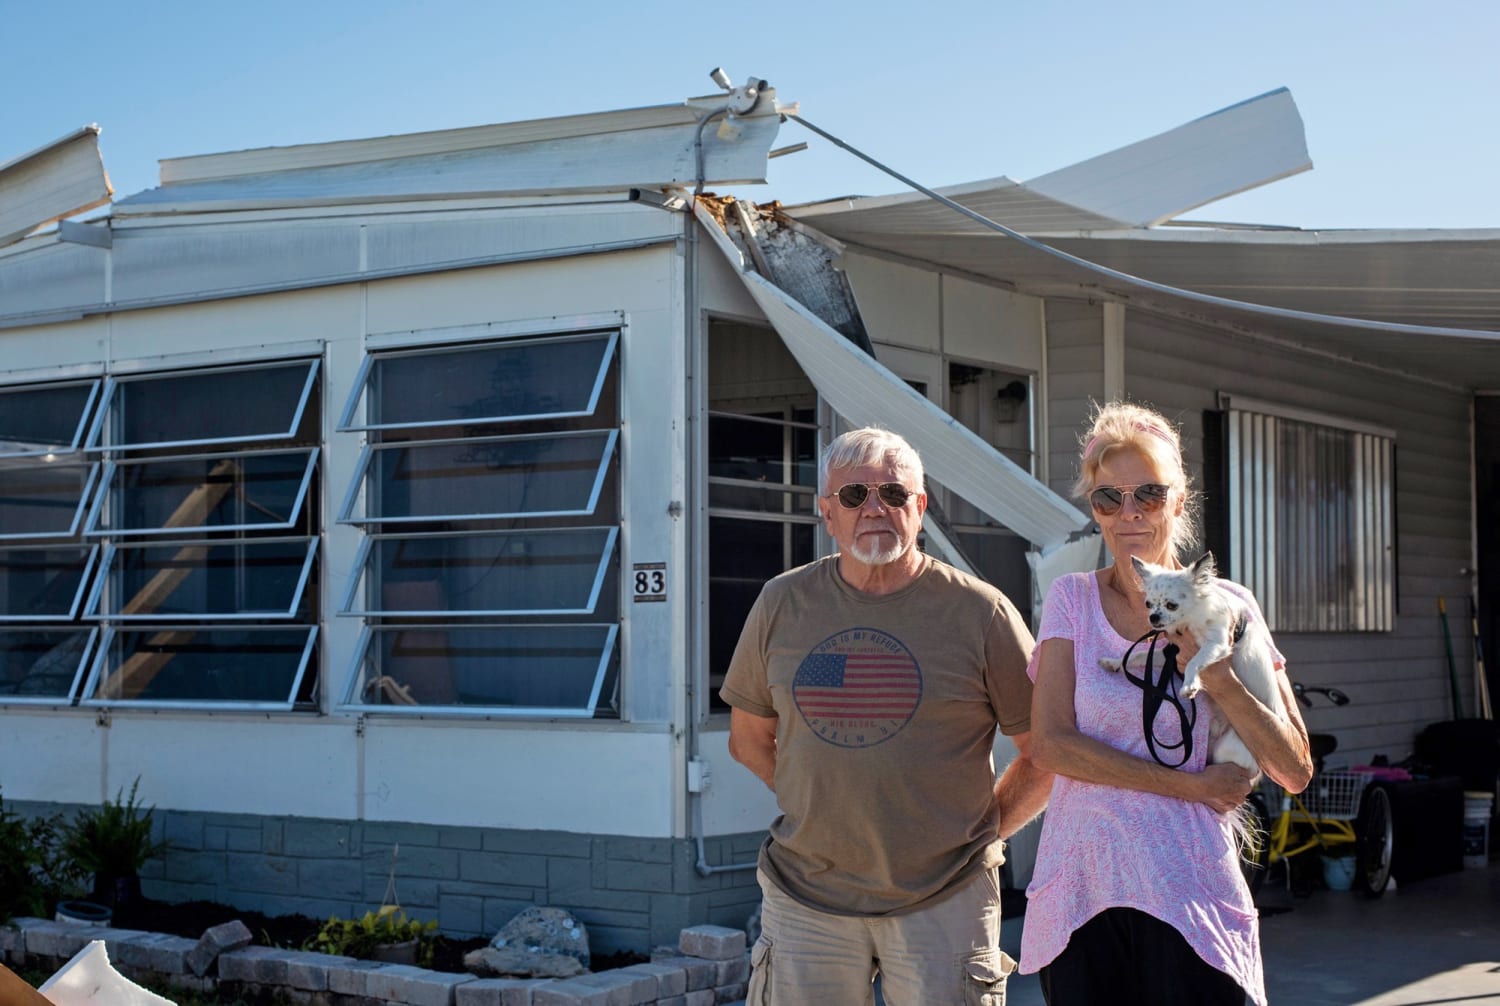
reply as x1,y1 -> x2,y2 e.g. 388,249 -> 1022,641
695,202 -> 1090,553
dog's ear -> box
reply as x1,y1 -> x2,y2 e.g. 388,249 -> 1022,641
1130,555 -> 1150,578
1192,551 -> 1218,582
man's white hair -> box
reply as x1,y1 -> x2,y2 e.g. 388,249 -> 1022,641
818,427 -> 924,494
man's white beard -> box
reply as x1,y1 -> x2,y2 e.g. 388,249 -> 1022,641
849,533 -> 908,566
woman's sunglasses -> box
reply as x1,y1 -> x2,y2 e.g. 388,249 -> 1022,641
1090,482 -> 1169,516
827,482 -> 916,509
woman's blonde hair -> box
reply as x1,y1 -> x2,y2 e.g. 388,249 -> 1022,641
1072,401 -> 1199,562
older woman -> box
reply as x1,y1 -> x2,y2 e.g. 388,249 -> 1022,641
1021,401 -> 1312,1006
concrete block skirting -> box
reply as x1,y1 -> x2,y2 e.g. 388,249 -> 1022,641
5,919 -> 754,1006
4,799 -> 766,957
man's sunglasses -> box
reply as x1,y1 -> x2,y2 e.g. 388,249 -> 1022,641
827,482 -> 916,510
1089,482 -> 1170,516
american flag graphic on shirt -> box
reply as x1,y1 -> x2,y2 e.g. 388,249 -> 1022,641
793,628 -> 922,748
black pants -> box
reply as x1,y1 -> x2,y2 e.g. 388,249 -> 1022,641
1038,907 -> 1247,1006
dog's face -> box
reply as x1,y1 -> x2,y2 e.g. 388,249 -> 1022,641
1131,553 -> 1218,632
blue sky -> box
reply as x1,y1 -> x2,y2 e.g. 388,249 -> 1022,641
4,0 -> 1497,229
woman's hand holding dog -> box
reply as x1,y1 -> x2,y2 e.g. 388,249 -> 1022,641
1192,762 -> 1256,813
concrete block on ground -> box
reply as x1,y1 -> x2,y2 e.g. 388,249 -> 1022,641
143,934 -> 197,974
614,961 -> 687,998
217,945 -> 289,985
456,976 -> 550,1005
111,931 -> 189,972
714,956 -> 749,986
531,975 -> 626,1005
283,949 -> 358,991
714,981 -> 747,1003
23,920 -> 95,960
572,969 -> 657,1004
649,956 -> 716,992
363,962 -> 432,1002
678,926 -> 745,961
386,968 -> 478,1006
326,958 -> 391,996
187,918 -> 253,976
0,926 -> 25,957
683,991 -> 716,1006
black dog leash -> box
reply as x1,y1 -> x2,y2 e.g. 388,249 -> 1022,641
1118,630 -> 1197,768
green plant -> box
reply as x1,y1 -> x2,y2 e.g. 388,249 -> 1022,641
60,778 -> 168,878
305,905 -> 439,967
0,787 -> 85,922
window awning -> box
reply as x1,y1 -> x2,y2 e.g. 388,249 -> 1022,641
696,202 -> 1090,553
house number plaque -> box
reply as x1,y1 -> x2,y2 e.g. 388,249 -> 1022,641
632,562 -> 667,602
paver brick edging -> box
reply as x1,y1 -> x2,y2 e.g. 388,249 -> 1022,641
5,917 -> 753,1006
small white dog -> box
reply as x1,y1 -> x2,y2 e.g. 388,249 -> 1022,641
1101,552 -> 1286,774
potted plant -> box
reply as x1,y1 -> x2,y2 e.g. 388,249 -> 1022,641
305,905 -> 439,967
60,778 -> 168,912
0,787 -> 84,923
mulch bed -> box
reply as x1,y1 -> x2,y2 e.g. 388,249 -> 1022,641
109,898 -> 642,974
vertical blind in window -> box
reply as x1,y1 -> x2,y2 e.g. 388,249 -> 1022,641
1224,403 -> 1394,632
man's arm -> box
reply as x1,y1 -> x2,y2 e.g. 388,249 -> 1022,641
727,706 -> 779,792
993,730 -> 1052,839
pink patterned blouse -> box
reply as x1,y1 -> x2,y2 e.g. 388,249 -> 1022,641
1019,571 -> 1283,1006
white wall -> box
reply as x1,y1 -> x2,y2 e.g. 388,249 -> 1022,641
0,232 -> 692,839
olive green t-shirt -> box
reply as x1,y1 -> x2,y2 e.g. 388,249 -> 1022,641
720,555 -> 1035,916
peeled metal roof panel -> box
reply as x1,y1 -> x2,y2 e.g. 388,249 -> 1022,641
789,90 -> 1312,235
118,115 -> 783,213
0,127 -> 113,248
1025,88 -> 1312,227
696,202 -> 1090,551
790,176 -> 1128,235
159,98 -> 772,184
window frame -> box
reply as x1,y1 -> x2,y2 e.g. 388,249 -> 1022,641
336,327 -> 623,719
83,536 -> 319,622
0,544 -> 102,622
0,378 -> 104,459
336,430 -> 618,526
336,331 -> 619,433
84,448 -> 320,537
0,627 -> 100,704
341,622 -> 618,719
84,360 -> 321,452
0,460 -> 103,542
79,623 -> 319,710
338,526 -> 619,618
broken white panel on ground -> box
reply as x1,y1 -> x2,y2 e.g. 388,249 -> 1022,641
37,941 -> 175,1006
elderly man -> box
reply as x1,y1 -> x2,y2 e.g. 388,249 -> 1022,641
722,426 -> 1051,1005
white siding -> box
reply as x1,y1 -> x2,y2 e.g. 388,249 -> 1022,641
1121,308 -> 1471,768
0,241 -> 695,838
1041,298 -> 1104,501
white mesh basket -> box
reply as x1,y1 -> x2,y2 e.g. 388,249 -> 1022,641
1294,769 -> 1373,821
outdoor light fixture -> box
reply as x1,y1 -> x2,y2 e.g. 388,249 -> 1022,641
709,67 -> 734,91
994,380 -> 1029,423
